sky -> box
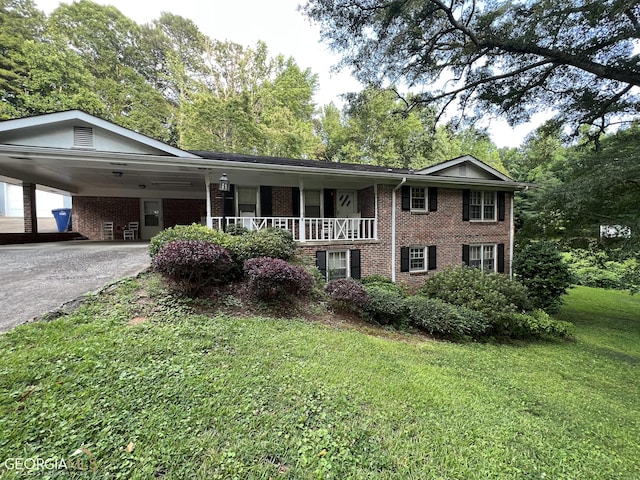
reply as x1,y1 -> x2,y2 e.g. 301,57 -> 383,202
33,0 -> 537,147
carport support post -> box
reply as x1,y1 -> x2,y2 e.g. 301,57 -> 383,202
23,182 -> 37,234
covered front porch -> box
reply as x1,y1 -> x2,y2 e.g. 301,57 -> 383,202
211,215 -> 377,242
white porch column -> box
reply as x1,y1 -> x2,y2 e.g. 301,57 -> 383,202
298,179 -> 306,242
205,171 -> 212,229
374,183 -> 379,240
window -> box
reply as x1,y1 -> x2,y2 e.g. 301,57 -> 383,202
409,246 -> 426,271
305,190 -> 321,217
316,250 -> 361,281
402,186 -> 438,213
401,245 -> 436,272
469,191 -> 496,221
328,250 -> 348,280
469,244 -> 496,272
410,187 -> 427,211
237,187 -> 257,216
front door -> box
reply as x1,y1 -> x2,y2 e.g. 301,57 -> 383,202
336,190 -> 357,217
140,199 -> 163,239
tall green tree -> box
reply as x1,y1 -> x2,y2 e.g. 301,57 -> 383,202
178,40 -> 320,157
552,124 -> 640,247
302,0 -> 640,138
316,88 -> 437,167
0,0 -> 45,118
48,0 -> 172,141
504,123 -> 568,243
16,37 -> 104,116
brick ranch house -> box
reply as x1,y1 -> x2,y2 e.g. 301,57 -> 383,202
0,111 -> 529,288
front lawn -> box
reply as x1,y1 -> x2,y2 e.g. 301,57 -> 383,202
0,278 -> 638,479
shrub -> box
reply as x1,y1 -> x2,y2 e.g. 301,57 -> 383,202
325,279 -> 370,312
568,247 -> 640,294
360,275 -> 394,285
419,266 -> 532,324
514,242 -> 574,313
497,310 -> 575,339
152,240 -> 233,296
230,228 -> 297,265
405,296 -> 490,339
362,285 -> 407,326
244,257 -> 314,301
149,224 -> 226,258
225,224 -> 249,236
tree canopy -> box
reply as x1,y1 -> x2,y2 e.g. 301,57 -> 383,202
302,0 -> 640,137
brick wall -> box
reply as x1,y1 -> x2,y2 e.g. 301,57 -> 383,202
272,186 -> 293,216
299,184 -> 513,290
72,197 -> 139,240
163,199 -> 206,228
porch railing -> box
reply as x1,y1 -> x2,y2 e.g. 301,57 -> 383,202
211,216 -> 377,242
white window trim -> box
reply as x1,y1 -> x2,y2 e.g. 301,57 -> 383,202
469,243 -> 497,271
470,191 -> 497,222
235,186 -> 260,217
304,189 -> 323,218
409,246 -> 428,272
410,187 -> 428,212
327,249 -> 350,281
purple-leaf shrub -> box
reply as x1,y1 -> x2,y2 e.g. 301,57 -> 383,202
243,257 -> 314,301
153,240 -> 233,296
325,278 -> 370,311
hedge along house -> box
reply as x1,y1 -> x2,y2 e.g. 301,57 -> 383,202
0,111 -> 528,287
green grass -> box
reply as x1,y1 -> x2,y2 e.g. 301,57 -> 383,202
0,279 -> 639,479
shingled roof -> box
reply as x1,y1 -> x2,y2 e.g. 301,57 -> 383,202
191,151 -> 414,175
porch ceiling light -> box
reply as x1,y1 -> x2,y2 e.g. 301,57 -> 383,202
151,181 -> 192,186
218,173 -> 230,192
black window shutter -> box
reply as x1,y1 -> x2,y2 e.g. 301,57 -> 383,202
223,184 -> 235,216
462,189 -> 470,221
316,250 -> 327,279
428,245 -> 437,270
400,247 -> 410,272
292,187 -> 300,216
260,186 -> 272,217
429,187 -> 438,212
324,189 -> 335,218
497,243 -> 505,273
462,244 -> 470,266
497,191 -> 506,221
350,249 -> 361,279
401,185 -> 411,211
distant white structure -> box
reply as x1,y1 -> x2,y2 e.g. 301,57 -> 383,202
0,181 -> 71,217
600,225 -> 632,239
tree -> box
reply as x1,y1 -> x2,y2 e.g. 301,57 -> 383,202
16,37 -> 105,116
48,0 -> 173,141
302,0 -> 640,137
315,87 -> 437,167
0,0 -> 45,118
178,40 -> 320,157
551,124 -> 640,248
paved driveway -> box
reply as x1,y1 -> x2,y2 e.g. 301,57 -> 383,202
0,241 -> 151,332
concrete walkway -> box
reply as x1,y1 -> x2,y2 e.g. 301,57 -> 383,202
0,241 -> 151,332
0,217 -> 58,233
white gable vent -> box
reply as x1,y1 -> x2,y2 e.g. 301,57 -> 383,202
73,126 -> 94,148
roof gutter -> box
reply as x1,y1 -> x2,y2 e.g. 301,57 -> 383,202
391,177 -> 407,282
